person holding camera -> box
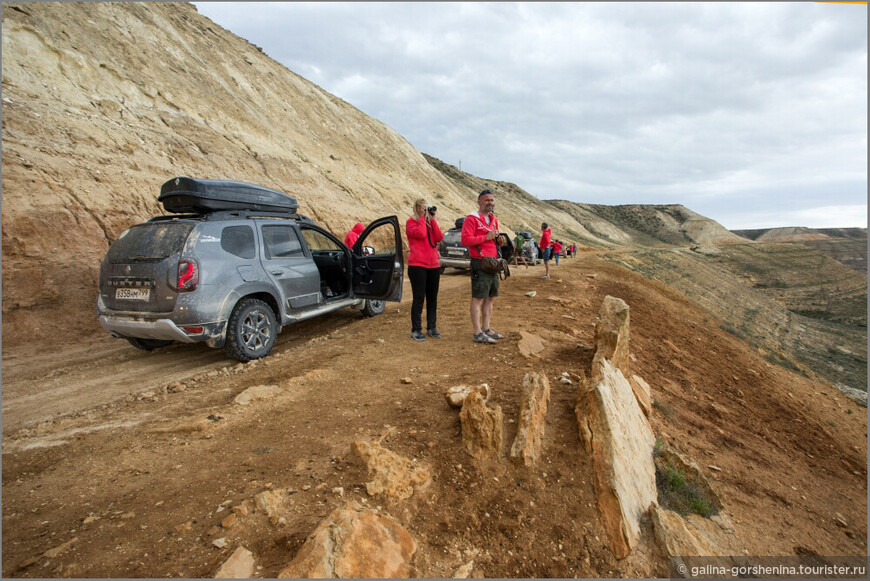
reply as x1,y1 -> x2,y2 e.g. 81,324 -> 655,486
405,198 -> 444,341
460,189 -> 504,344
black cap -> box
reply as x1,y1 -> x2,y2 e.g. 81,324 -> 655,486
478,189 -> 493,199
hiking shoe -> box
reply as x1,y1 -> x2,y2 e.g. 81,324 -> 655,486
473,332 -> 496,344
483,328 -> 504,340
540,275 -> 550,279
410,331 -> 427,341
427,328 -> 442,339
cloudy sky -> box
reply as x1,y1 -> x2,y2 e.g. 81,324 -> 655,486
194,2 -> 867,230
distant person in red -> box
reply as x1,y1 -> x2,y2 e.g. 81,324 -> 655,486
553,240 -> 563,265
539,222 -> 552,279
405,199 -> 444,341
343,222 -> 365,248
461,189 -> 504,344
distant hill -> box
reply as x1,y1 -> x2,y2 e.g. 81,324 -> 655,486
732,226 -> 867,241
732,227 -> 868,274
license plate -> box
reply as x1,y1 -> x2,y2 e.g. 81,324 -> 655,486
448,248 -> 466,256
116,288 -> 150,301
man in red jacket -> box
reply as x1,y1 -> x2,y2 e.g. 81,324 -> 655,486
539,222 -> 552,279
460,189 -> 504,344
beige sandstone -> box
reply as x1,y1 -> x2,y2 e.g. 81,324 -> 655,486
590,296 -> 631,382
277,501 -> 416,578
460,391 -> 504,460
351,439 -> 432,500
581,359 -> 656,559
509,372 -> 551,466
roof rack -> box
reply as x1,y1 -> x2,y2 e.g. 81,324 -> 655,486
202,210 -> 314,223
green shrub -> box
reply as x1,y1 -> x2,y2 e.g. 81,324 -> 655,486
655,461 -> 719,518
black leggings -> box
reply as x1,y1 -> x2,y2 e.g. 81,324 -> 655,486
408,266 -> 440,332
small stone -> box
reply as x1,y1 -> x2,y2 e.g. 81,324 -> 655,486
43,537 -> 77,559
400,377 -> 412,384
708,465 -> 722,472
82,516 -> 99,525
214,546 -> 255,579
221,514 -> 238,529
231,503 -> 250,517
525,291 -> 537,297
213,537 -> 228,549
559,377 -> 572,385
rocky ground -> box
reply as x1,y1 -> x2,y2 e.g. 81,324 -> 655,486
1,255 -> 866,578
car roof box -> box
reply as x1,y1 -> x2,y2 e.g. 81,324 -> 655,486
158,177 -> 298,214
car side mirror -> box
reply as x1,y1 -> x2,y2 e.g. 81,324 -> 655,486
362,245 -> 375,256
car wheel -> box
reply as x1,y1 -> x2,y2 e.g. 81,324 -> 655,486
126,338 -> 173,351
362,299 -> 385,317
224,298 -> 277,362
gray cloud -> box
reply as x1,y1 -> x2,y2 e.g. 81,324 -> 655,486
194,2 -> 867,229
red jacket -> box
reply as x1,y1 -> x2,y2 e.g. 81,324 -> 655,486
343,223 -> 365,248
405,216 -> 443,269
540,228 -> 551,250
461,212 -> 500,258
553,241 -> 562,253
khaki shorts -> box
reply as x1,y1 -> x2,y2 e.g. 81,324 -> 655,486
470,258 -> 499,298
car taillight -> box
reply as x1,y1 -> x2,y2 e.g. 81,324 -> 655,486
181,326 -> 204,334
178,259 -> 199,292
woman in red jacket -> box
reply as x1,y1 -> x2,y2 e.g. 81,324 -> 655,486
405,199 -> 444,341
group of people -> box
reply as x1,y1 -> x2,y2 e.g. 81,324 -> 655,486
537,224 -> 574,278
400,189 -> 503,344
346,188 -> 570,344
510,223 -> 573,279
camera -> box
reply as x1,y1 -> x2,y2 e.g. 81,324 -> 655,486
427,205 -> 437,215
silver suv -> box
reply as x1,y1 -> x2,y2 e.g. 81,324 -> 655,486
97,177 -> 404,361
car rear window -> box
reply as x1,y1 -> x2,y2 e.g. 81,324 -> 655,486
222,225 -> 256,259
106,222 -> 194,264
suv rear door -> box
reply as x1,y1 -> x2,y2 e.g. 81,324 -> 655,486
351,216 -> 403,301
258,222 -> 321,311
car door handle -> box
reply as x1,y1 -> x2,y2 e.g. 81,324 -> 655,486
270,269 -> 285,276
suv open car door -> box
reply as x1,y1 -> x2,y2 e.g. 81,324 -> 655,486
351,216 -> 403,302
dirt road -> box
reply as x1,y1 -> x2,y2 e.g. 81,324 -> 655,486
2,256 -> 866,578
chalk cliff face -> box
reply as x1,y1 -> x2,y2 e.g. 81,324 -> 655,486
1,2 -> 479,346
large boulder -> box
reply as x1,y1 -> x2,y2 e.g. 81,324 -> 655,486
460,391 -> 504,460
590,296 -> 630,382
580,359 -> 656,559
510,373 -> 551,466
351,440 -> 432,500
277,501 -> 416,578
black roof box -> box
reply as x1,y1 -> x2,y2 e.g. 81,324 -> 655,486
158,177 -> 298,214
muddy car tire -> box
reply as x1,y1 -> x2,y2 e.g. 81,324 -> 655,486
224,298 -> 278,361
126,338 -> 174,351
361,299 -> 385,317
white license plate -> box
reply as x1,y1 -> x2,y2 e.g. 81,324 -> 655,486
448,248 -> 466,256
116,288 -> 150,301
